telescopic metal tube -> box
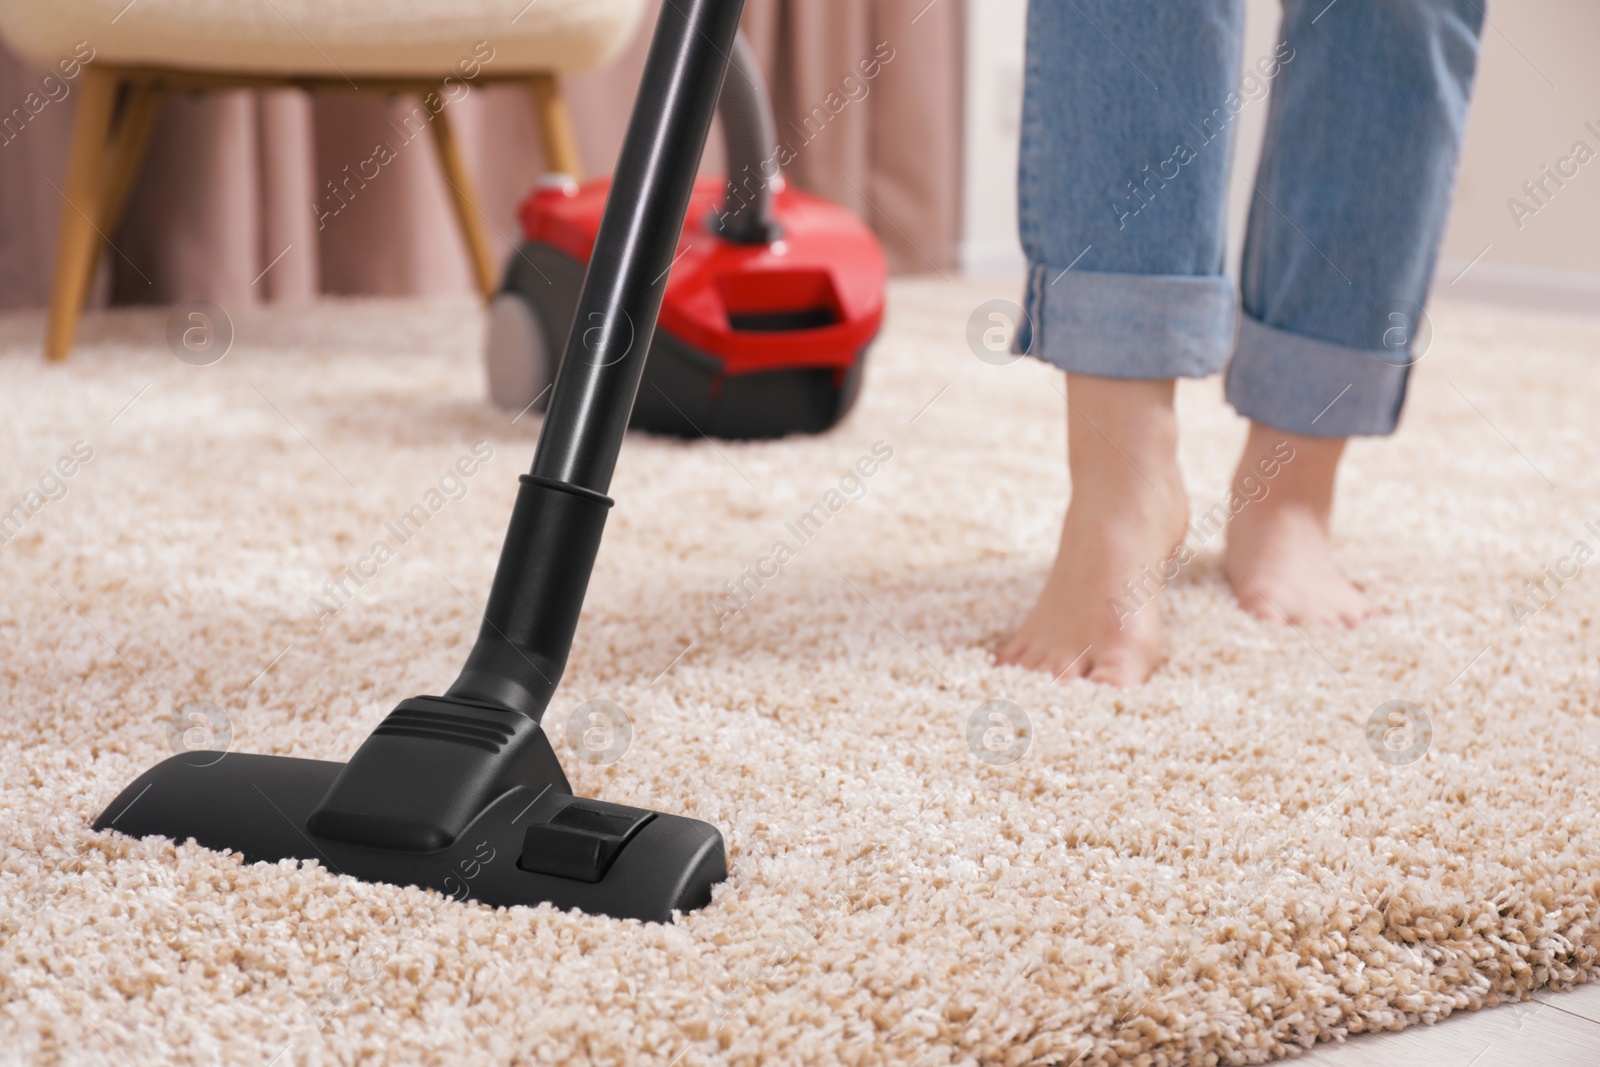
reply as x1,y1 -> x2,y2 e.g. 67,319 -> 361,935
530,0 -> 747,493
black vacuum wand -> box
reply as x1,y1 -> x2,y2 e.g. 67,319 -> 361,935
93,0 -> 747,923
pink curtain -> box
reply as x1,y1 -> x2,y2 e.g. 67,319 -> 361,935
0,0 -> 962,313
742,0 -> 964,276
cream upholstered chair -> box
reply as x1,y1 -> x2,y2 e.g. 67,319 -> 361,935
0,0 -> 647,361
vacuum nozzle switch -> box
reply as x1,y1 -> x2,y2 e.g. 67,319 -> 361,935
519,799 -> 655,883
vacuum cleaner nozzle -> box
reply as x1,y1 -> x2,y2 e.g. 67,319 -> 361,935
91,0 -> 749,922
93,475 -> 728,922
93,746 -> 725,922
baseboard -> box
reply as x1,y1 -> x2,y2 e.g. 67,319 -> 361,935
1432,259 -> 1600,316
958,241 -> 1027,280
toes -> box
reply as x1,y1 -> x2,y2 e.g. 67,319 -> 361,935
1087,648 -> 1154,687
996,634 -> 1044,672
1243,582 -> 1380,629
996,627 -> 1042,666
1046,645 -> 1094,682
1235,591 -> 1281,623
998,633 -> 1106,683
1337,594 -> 1382,628
1236,582 -> 1292,624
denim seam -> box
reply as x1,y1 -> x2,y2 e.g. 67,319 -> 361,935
1015,2 -> 1045,360
1016,1 -> 1045,265
1030,263 -> 1047,360
1241,28 -> 1292,315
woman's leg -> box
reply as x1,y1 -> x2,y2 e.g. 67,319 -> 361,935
1224,0 -> 1484,624
998,0 -> 1246,685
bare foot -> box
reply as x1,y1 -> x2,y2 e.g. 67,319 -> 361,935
997,375 -> 1189,686
1223,423 -> 1377,627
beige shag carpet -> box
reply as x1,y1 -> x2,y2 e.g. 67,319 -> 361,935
2,281 -> 1599,1066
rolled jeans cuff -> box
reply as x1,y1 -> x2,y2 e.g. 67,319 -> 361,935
1225,315 -> 1411,438
1018,264 -> 1236,380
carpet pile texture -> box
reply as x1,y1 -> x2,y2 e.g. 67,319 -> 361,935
2,282 -> 1597,1065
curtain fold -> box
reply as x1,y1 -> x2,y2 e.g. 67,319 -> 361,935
0,0 -> 962,313
743,0 -> 963,275
0,47 -> 78,310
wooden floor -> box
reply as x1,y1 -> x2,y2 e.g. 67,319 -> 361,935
1292,982 -> 1600,1066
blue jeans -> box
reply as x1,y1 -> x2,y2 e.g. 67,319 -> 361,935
1016,0 -> 1484,436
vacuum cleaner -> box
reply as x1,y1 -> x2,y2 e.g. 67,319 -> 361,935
92,0 -> 759,924
483,32 -> 887,439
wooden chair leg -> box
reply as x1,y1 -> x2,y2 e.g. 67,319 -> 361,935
99,81 -> 164,248
428,100 -> 499,301
528,74 -> 583,180
45,66 -> 121,362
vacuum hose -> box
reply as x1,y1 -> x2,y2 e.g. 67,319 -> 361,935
713,32 -> 782,244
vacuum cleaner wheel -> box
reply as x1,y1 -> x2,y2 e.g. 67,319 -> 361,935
485,289 -> 553,414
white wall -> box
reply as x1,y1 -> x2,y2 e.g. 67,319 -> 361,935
1432,0 -> 1600,310
958,0 -> 1028,277
960,0 -> 1600,313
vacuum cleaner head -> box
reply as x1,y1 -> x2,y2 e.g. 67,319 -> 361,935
92,480 -> 728,924
95,730 -> 724,921
91,0 -> 748,924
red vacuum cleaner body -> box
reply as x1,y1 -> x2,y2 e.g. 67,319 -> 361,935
490,173 -> 887,439
487,29 -> 887,439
